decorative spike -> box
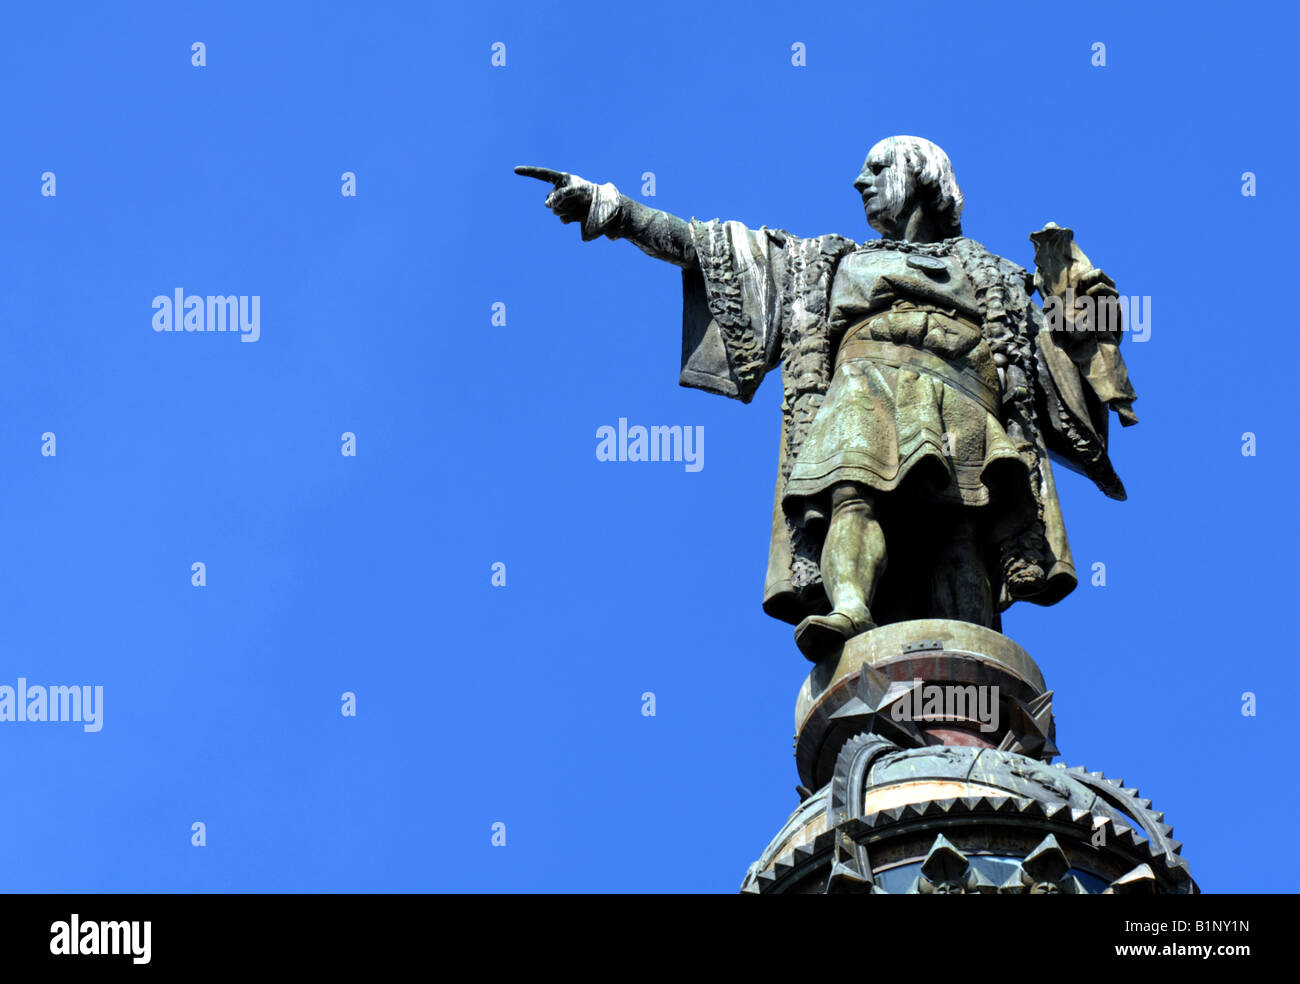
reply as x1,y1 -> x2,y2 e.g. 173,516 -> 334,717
998,869 -> 1027,894
828,689 -> 925,748
920,834 -> 970,884
1027,690 -> 1054,716
1021,834 -> 1071,884
829,696 -> 872,719
825,859 -> 873,894
856,664 -> 902,705
1104,863 -> 1157,895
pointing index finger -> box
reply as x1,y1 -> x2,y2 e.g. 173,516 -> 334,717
514,165 -> 570,186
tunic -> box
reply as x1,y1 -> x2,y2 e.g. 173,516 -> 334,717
783,248 -> 1028,512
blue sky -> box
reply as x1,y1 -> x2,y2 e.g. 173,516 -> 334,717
0,0 -> 1294,892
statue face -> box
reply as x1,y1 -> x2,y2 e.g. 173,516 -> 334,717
854,141 -> 917,235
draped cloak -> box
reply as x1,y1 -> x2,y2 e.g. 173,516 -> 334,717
677,218 -> 1128,626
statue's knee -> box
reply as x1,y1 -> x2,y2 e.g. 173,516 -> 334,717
801,499 -> 828,536
830,482 -> 875,515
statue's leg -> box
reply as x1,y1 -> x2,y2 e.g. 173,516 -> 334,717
794,482 -> 882,660
929,510 -> 993,626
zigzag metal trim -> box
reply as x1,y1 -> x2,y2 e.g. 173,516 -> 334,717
746,792 -> 1196,894
1053,763 -> 1184,859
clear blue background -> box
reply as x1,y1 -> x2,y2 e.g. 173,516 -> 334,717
0,0 -> 1293,893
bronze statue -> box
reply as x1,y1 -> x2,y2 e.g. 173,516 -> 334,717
518,136 -> 1137,661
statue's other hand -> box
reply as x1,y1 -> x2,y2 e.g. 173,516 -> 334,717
1076,266 -> 1117,299
514,165 -> 594,225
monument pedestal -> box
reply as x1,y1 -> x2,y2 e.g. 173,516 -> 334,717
743,620 -> 1197,894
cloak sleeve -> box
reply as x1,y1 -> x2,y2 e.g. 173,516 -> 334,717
679,219 -> 786,403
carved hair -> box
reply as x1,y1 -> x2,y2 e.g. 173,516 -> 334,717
873,136 -> 964,237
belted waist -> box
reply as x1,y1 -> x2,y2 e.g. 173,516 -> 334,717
850,305 -> 983,337
835,333 -> 1001,418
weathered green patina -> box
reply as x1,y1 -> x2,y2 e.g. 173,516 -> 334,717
518,137 -> 1137,661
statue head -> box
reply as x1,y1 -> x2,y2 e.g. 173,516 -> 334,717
854,136 -> 964,240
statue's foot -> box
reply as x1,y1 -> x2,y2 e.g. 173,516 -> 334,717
795,609 -> 876,661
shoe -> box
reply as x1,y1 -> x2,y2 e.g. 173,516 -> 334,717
794,609 -> 876,661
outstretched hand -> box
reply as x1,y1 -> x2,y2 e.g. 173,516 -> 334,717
515,165 -> 594,225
